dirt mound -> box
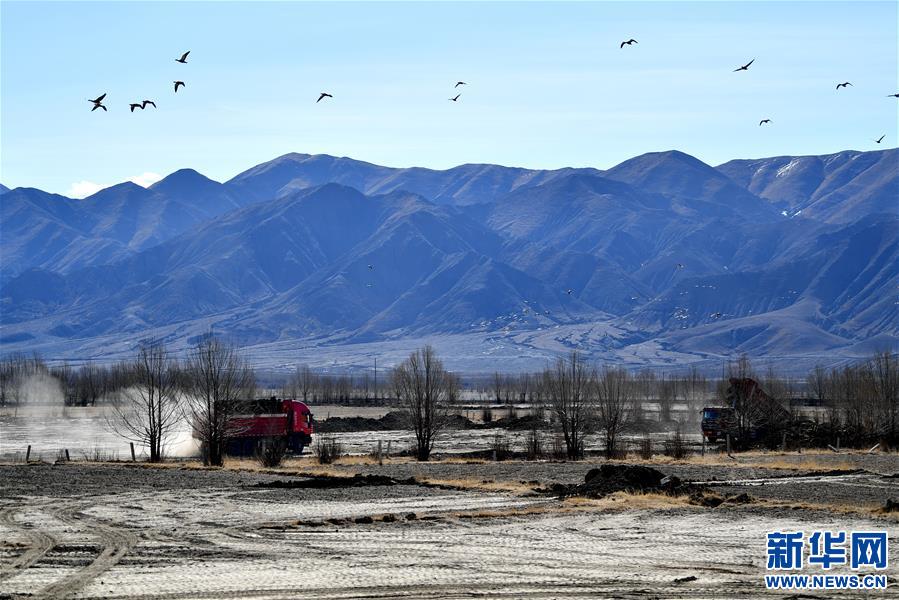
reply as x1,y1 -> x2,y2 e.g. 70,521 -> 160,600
314,411 -> 410,433
253,474 -> 417,489
315,411 -> 477,433
481,414 -> 546,431
545,464 -> 694,499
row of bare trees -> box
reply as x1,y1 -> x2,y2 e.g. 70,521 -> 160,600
804,351 -> 897,445
281,365 -> 389,404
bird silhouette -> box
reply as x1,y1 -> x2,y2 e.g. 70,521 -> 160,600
733,58 -> 755,72
888,93 -> 899,98
317,92 -> 332,103
566,289 -> 573,295
675,263 -> 685,270
711,312 -> 722,319
129,103 -> 143,112
759,119 -> 771,126
455,81 -> 466,88
449,94 -> 461,102
88,93 -> 107,112
175,51 -> 190,64
875,135 -> 885,144
174,81 -> 185,93
836,82 -> 852,89
367,264 -> 374,270
141,100 -> 157,109
620,38 -> 638,48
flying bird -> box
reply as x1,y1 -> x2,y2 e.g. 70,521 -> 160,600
141,100 -> 156,109
888,93 -> 899,98
759,119 -> 771,126
620,38 -> 638,48
566,289 -> 573,295
835,82 -> 852,89
317,92 -> 332,103
733,58 -> 755,72
175,51 -> 190,64
455,81 -> 466,88
675,263 -> 685,270
88,93 -> 107,111
367,264 -> 374,270
129,103 -> 143,112
711,312 -> 722,319
174,81 -> 185,92
449,94 -> 461,102
875,135 -> 885,144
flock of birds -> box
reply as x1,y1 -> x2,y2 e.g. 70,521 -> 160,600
88,43 -> 896,144
84,41 -> 895,326
88,51 -> 190,112
87,42 -> 896,144
87,51 -> 472,111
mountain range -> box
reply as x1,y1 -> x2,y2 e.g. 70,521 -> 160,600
1,148 -> 896,373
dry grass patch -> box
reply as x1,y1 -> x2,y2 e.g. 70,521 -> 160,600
417,476 -> 537,495
565,491 -> 696,512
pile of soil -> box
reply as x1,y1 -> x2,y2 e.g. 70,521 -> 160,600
481,414 -> 546,431
253,473 -> 417,489
314,411 -> 410,433
315,411 -> 479,433
544,464 -> 695,499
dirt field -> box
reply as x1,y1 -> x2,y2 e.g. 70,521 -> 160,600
1,455 -> 897,599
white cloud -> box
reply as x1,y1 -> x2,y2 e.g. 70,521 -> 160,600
129,172 -> 163,188
66,180 -> 107,198
65,172 -> 163,198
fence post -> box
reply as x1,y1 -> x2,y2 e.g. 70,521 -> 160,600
386,440 -> 391,457
65,449 -> 70,462
26,445 -> 31,462
781,432 -> 787,452
726,434 -> 732,457
836,436 -> 840,451
377,440 -> 383,464
130,442 -> 136,462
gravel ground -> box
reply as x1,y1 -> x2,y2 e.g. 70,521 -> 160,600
311,453 -> 899,508
1,460 -> 897,599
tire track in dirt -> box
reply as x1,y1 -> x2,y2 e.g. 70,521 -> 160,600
0,505 -> 56,582
34,505 -> 136,599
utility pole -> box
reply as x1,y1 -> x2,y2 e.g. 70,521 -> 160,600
374,357 -> 378,401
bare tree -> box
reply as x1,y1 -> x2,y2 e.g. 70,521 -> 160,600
596,366 -> 633,458
683,365 -> 707,424
391,346 -> 457,461
633,369 -> 655,424
657,373 -> 677,424
109,343 -> 181,462
542,352 -> 595,459
283,364 -> 317,403
867,350 -> 898,444
183,337 -> 255,466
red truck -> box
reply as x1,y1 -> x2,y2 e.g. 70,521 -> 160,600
225,397 -> 314,456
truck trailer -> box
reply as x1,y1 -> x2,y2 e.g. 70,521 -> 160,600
224,397 -> 314,456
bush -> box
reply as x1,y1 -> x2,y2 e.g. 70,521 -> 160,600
638,434 -> 653,460
490,432 -> 512,461
606,440 -> 627,459
315,437 -> 344,464
663,429 -> 690,459
525,429 -> 543,460
256,438 -> 288,468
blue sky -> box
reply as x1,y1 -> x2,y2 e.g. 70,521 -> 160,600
1,1 -> 896,196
